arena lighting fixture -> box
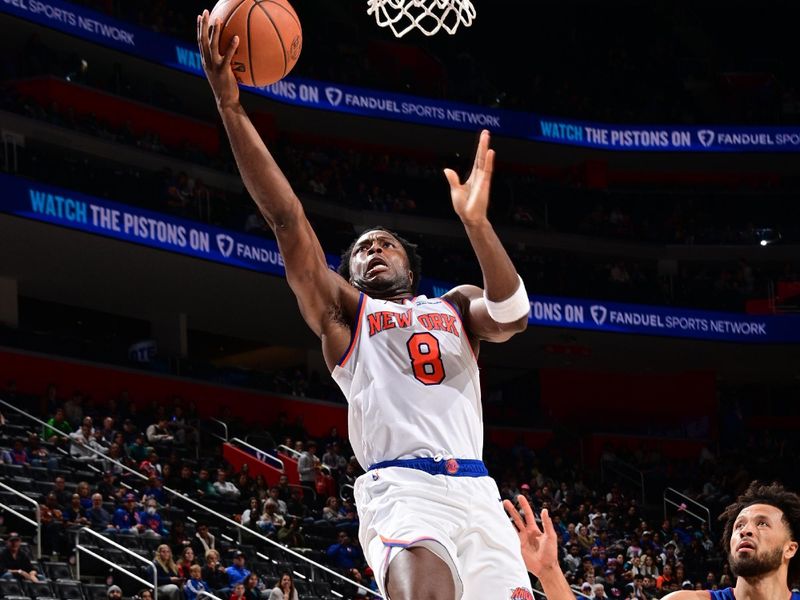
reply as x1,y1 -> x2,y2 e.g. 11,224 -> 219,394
754,227 -> 781,246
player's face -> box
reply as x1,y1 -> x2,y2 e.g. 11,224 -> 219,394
348,230 -> 412,294
729,503 -> 798,579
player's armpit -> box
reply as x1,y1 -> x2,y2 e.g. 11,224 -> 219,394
444,284 -> 527,343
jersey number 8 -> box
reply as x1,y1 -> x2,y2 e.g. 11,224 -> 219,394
406,332 -> 445,385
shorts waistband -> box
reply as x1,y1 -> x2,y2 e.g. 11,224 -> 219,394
368,457 -> 488,477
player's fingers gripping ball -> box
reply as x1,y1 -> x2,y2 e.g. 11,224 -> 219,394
209,0 -> 302,87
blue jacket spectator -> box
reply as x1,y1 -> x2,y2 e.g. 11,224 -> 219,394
138,500 -> 167,537
326,531 -> 364,570
225,552 -> 250,586
113,494 -> 140,531
183,566 -> 211,600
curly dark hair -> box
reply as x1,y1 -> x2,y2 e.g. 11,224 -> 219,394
337,226 -> 422,294
720,480 -> 800,586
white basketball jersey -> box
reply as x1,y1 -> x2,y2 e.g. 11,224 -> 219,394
332,293 -> 483,469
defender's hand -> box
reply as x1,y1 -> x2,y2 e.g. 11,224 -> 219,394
444,129 -> 495,227
503,495 -> 560,577
197,9 -> 240,111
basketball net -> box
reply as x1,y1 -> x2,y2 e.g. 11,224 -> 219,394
366,0 -> 476,37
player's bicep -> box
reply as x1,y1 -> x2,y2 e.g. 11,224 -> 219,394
445,284 -> 528,343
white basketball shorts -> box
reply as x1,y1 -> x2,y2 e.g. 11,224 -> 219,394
353,465 -> 533,600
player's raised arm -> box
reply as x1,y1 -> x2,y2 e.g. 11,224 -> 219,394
443,130 -> 530,343
503,496 -> 576,599
197,10 -> 355,344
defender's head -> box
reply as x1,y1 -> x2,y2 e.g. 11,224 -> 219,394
339,227 -> 422,298
720,481 -> 800,586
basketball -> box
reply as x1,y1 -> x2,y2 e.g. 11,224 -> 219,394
209,0 -> 302,88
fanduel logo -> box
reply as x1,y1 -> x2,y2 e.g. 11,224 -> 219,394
590,305 -> 608,326
325,87 -> 343,107
216,234 -> 235,258
697,130 -> 715,148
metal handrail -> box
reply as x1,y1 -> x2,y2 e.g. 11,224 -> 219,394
277,444 -> 301,459
0,502 -> 38,526
664,487 -> 712,531
210,419 -> 229,442
570,584 -> 592,598
230,437 -> 284,471
77,527 -> 157,598
0,479 -> 41,558
0,399 -> 376,597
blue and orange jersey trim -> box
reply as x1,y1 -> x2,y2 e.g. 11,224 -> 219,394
337,293 -> 366,367
380,535 -> 438,548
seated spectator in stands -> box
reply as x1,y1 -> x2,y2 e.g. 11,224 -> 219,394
201,549 -> 227,593
266,486 -> 287,515
639,554 -> 659,578
98,417 -> 116,446
77,480 -> 93,509
97,471 -> 121,502
285,487 -> 310,520
141,476 -> 168,505
322,442 -> 346,477
276,517 -> 305,549
174,465 -> 196,495
252,475 -> 269,502
230,582 -> 246,600
0,533 -> 42,581
326,530 -> 363,570
235,471 -> 255,499
42,407 -> 72,443
169,520 -> 193,554
9,438 -> 28,465
267,572 -> 298,600
50,475 -> 72,507
147,418 -> 174,446
243,573 -> 262,600
106,585 -> 122,600
225,551 -> 250,588
196,468 -> 219,498
183,564 -> 210,600
63,492 -> 90,529
276,474 -> 291,503
257,499 -> 285,535
103,443 -> 126,475
240,497 -> 262,529
113,493 -> 141,533
122,419 -> 139,445
86,493 -> 114,532
39,493 -> 65,556
136,590 -> 154,600
26,433 -> 57,469
139,450 -> 163,478
213,469 -> 241,501
139,498 -> 167,539
152,544 -> 183,600
177,546 -> 197,579
322,496 -> 347,522
70,421 -> 103,461
192,523 -> 216,558
128,434 -> 149,463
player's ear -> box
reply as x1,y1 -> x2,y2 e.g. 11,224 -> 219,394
785,540 -> 798,560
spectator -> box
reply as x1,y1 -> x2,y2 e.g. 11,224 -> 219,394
243,573 -> 261,600
97,471 -> 121,501
63,493 -> 90,528
169,520 -> 193,555
322,442 -> 346,476
141,476 -> 168,505
297,441 -> 319,490
192,523 -> 216,558
225,551 -> 250,588
230,583 -> 246,600
38,493 -> 65,557
201,549 -> 227,593
174,465 -> 196,495
592,583 -> 607,598
113,493 -> 140,533
137,590 -> 154,600
266,487 -> 287,515
98,417 -> 116,445
177,546 -> 197,579
267,572 -> 298,600
138,498 -> 167,538
240,497 -> 261,528
76,481 -> 93,509
152,544 -> 182,600
655,563 -> 674,591
326,530 -> 363,570
183,564 -> 210,600
276,517 -> 305,549
147,418 -> 174,445
106,585 -> 122,600
26,433 -> 57,469
257,500 -> 285,535
0,533 -> 41,581
196,468 -> 219,498
285,488 -> 310,520
69,421 -> 103,461
128,434 -> 149,463
213,469 -> 241,501
42,407 -> 72,443
86,493 -> 114,532
322,497 -> 347,522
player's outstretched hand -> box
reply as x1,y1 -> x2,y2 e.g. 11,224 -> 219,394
503,495 -> 559,577
197,9 -> 240,110
444,129 -> 495,227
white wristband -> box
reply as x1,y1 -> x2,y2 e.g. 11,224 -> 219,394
484,275 -> 530,323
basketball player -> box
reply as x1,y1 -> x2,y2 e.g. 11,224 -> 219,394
663,481 -> 799,600
198,10 -> 532,599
